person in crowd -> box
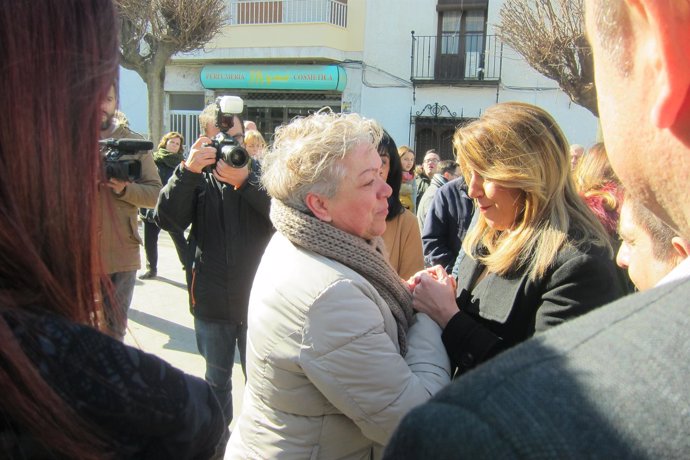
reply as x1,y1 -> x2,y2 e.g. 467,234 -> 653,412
379,132 -> 425,280
243,120 -> 258,132
417,159 -> 460,231
617,196 -> 690,291
139,131 -> 188,279
243,129 -> 267,160
155,102 -> 274,436
384,2 -> 690,457
410,102 -> 624,377
573,143 -> 623,240
573,142 -> 634,293
226,111 -> 450,459
569,143 -> 585,169
99,90 -> 162,340
397,145 -> 417,212
415,149 -> 440,207
0,1 -> 225,458
421,176 -> 475,274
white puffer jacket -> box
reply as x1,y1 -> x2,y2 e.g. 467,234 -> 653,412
226,233 -> 450,460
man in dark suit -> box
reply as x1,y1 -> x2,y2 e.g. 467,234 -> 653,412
383,1 -> 690,457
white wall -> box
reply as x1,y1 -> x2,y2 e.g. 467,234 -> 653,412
355,0 -> 599,148
357,0 -> 436,146
118,67 -> 149,136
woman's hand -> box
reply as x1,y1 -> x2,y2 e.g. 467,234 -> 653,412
410,266 -> 458,329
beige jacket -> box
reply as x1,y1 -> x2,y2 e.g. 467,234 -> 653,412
98,123 -> 162,274
381,209 -> 425,281
226,233 -> 450,460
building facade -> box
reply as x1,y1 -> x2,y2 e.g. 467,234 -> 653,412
120,0 -> 598,161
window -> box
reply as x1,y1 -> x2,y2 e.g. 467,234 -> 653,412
435,3 -> 487,81
441,10 -> 461,54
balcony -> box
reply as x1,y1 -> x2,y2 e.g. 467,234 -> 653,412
411,32 -> 503,84
228,0 -> 348,27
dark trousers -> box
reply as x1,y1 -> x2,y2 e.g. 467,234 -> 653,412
194,318 -> 247,426
143,220 -> 187,271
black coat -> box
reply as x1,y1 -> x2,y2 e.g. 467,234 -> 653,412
384,277 -> 690,459
445,238 -> 624,375
155,161 -> 273,323
422,177 -> 474,273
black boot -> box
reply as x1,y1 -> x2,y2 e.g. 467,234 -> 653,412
138,269 -> 157,280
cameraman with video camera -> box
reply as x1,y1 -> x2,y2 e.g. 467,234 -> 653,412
99,84 -> 162,340
155,97 -> 273,435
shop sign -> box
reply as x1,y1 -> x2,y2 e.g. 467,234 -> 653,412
200,65 -> 346,91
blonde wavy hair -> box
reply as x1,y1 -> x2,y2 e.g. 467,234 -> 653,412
261,109 -> 383,212
573,142 -> 621,213
244,129 -> 266,149
456,102 -> 612,281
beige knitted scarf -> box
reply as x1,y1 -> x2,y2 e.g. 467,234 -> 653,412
270,199 -> 414,355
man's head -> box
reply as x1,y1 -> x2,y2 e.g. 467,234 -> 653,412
100,85 -> 117,131
199,103 -> 245,144
436,160 -> 460,181
244,120 -> 257,131
585,1 -> 690,239
617,198 -> 690,291
422,150 -> 440,177
569,144 -> 585,169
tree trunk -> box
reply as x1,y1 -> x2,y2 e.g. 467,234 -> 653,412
145,65 -> 166,144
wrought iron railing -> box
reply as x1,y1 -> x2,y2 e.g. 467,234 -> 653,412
228,0 -> 347,27
411,32 -> 502,83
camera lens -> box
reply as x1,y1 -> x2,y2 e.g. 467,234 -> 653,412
222,145 -> 249,168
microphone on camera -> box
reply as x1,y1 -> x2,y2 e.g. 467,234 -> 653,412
99,138 -> 154,152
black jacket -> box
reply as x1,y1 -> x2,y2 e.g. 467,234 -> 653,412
155,161 -> 273,323
445,238 -> 624,375
422,177 -> 474,273
1,308 -> 225,459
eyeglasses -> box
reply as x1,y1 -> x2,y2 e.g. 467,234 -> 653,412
424,158 -> 439,164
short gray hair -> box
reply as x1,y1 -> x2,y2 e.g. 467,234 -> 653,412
261,110 -> 383,212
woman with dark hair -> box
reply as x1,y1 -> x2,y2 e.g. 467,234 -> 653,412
378,132 -> 425,280
0,1 -> 224,458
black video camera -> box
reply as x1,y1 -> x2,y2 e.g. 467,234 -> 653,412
99,138 -> 153,182
203,96 -> 250,172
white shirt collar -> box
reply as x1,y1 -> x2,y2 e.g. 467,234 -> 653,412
655,256 -> 690,287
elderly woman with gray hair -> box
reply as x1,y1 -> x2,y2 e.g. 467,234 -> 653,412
226,111 -> 450,459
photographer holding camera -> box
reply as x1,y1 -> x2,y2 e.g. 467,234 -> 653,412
155,99 -> 273,435
99,84 -> 162,340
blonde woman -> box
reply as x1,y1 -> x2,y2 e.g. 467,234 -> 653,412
573,143 -> 623,239
411,102 -> 624,376
243,129 -> 266,159
397,145 -> 417,213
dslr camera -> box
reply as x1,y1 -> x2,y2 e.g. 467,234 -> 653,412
203,95 -> 250,172
99,138 -> 153,182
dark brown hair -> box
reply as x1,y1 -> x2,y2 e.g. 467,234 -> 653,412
0,0 -> 119,457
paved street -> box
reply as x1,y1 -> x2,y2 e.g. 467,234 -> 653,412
124,223 -> 245,430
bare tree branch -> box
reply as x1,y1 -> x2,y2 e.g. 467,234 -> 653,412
496,0 -> 597,117
114,0 -> 227,141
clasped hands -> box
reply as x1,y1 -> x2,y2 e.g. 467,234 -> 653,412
406,265 -> 459,329
185,136 -> 249,189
